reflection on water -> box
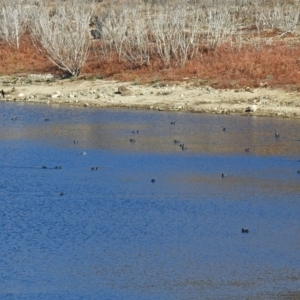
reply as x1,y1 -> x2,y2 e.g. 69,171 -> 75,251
0,102 -> 300,299
2,102 -> 300,157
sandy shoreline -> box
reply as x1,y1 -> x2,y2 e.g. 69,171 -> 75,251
1,74 -> 300,119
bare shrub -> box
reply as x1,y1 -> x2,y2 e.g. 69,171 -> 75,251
204,7 -> 237,50
3,0 -> 300,90
97,1 -> 205,68
255,3 -> 300,33
95,4 -> 129,61
98,2 -> 151,67
116,5 -> 151,67
147,1 -> 202,67
0,0 -> 28,49
147,3 -> 177,66
29,0 -> 94,76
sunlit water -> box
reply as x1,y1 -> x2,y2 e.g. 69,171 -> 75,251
0,102 -> 300,300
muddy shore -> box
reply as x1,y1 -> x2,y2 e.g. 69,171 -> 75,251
1,74 -> 300,119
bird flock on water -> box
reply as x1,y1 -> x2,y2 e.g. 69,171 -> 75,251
9,112 -> 298,235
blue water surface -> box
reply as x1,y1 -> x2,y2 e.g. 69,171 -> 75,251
0,102 -> 300,300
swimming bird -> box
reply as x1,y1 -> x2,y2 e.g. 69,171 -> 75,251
91,167 -> 98,170
241,228 -> 249,233
42,166 -> 47,169
275,131 -> 280,138
81,151 -> 87,155
55,166 -> 62,169
60,192 -> 65,196
222,173 -> 228,178
45,118 -> 50,121
151,179 -> 155,183
297,170 -> 300,174
132,130 -> 139,133
73,140 -> 79,144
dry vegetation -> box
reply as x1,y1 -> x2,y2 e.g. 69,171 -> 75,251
1,0 -> 300,89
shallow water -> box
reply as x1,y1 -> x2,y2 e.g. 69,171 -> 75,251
0,102 -> 300,299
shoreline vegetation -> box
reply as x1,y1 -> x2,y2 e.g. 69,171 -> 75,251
1,0 -> 300,118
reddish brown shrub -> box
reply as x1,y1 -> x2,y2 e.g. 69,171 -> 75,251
0,34 -> 60,76
1,35 -> 300,91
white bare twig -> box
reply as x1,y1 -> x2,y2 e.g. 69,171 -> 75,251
29,0 -> 94,76
255,4 -> 300,34
148,1 -> 202,67
0,0 -> 27,49
204,7 -> 236,50
100,2 -> 151,67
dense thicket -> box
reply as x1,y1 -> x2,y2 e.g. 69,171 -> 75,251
1,0 -> 300,87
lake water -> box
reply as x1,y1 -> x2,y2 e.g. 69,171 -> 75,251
0,102 -> 300,300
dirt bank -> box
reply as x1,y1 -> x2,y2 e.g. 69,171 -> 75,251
1,74 -> 300,119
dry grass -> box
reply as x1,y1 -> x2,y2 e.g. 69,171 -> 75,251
0,34 -> 61,76
187,43 -> 300,89
1,35 -> 300,91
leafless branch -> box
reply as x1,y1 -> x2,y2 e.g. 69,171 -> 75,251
29,0 -> 94,76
